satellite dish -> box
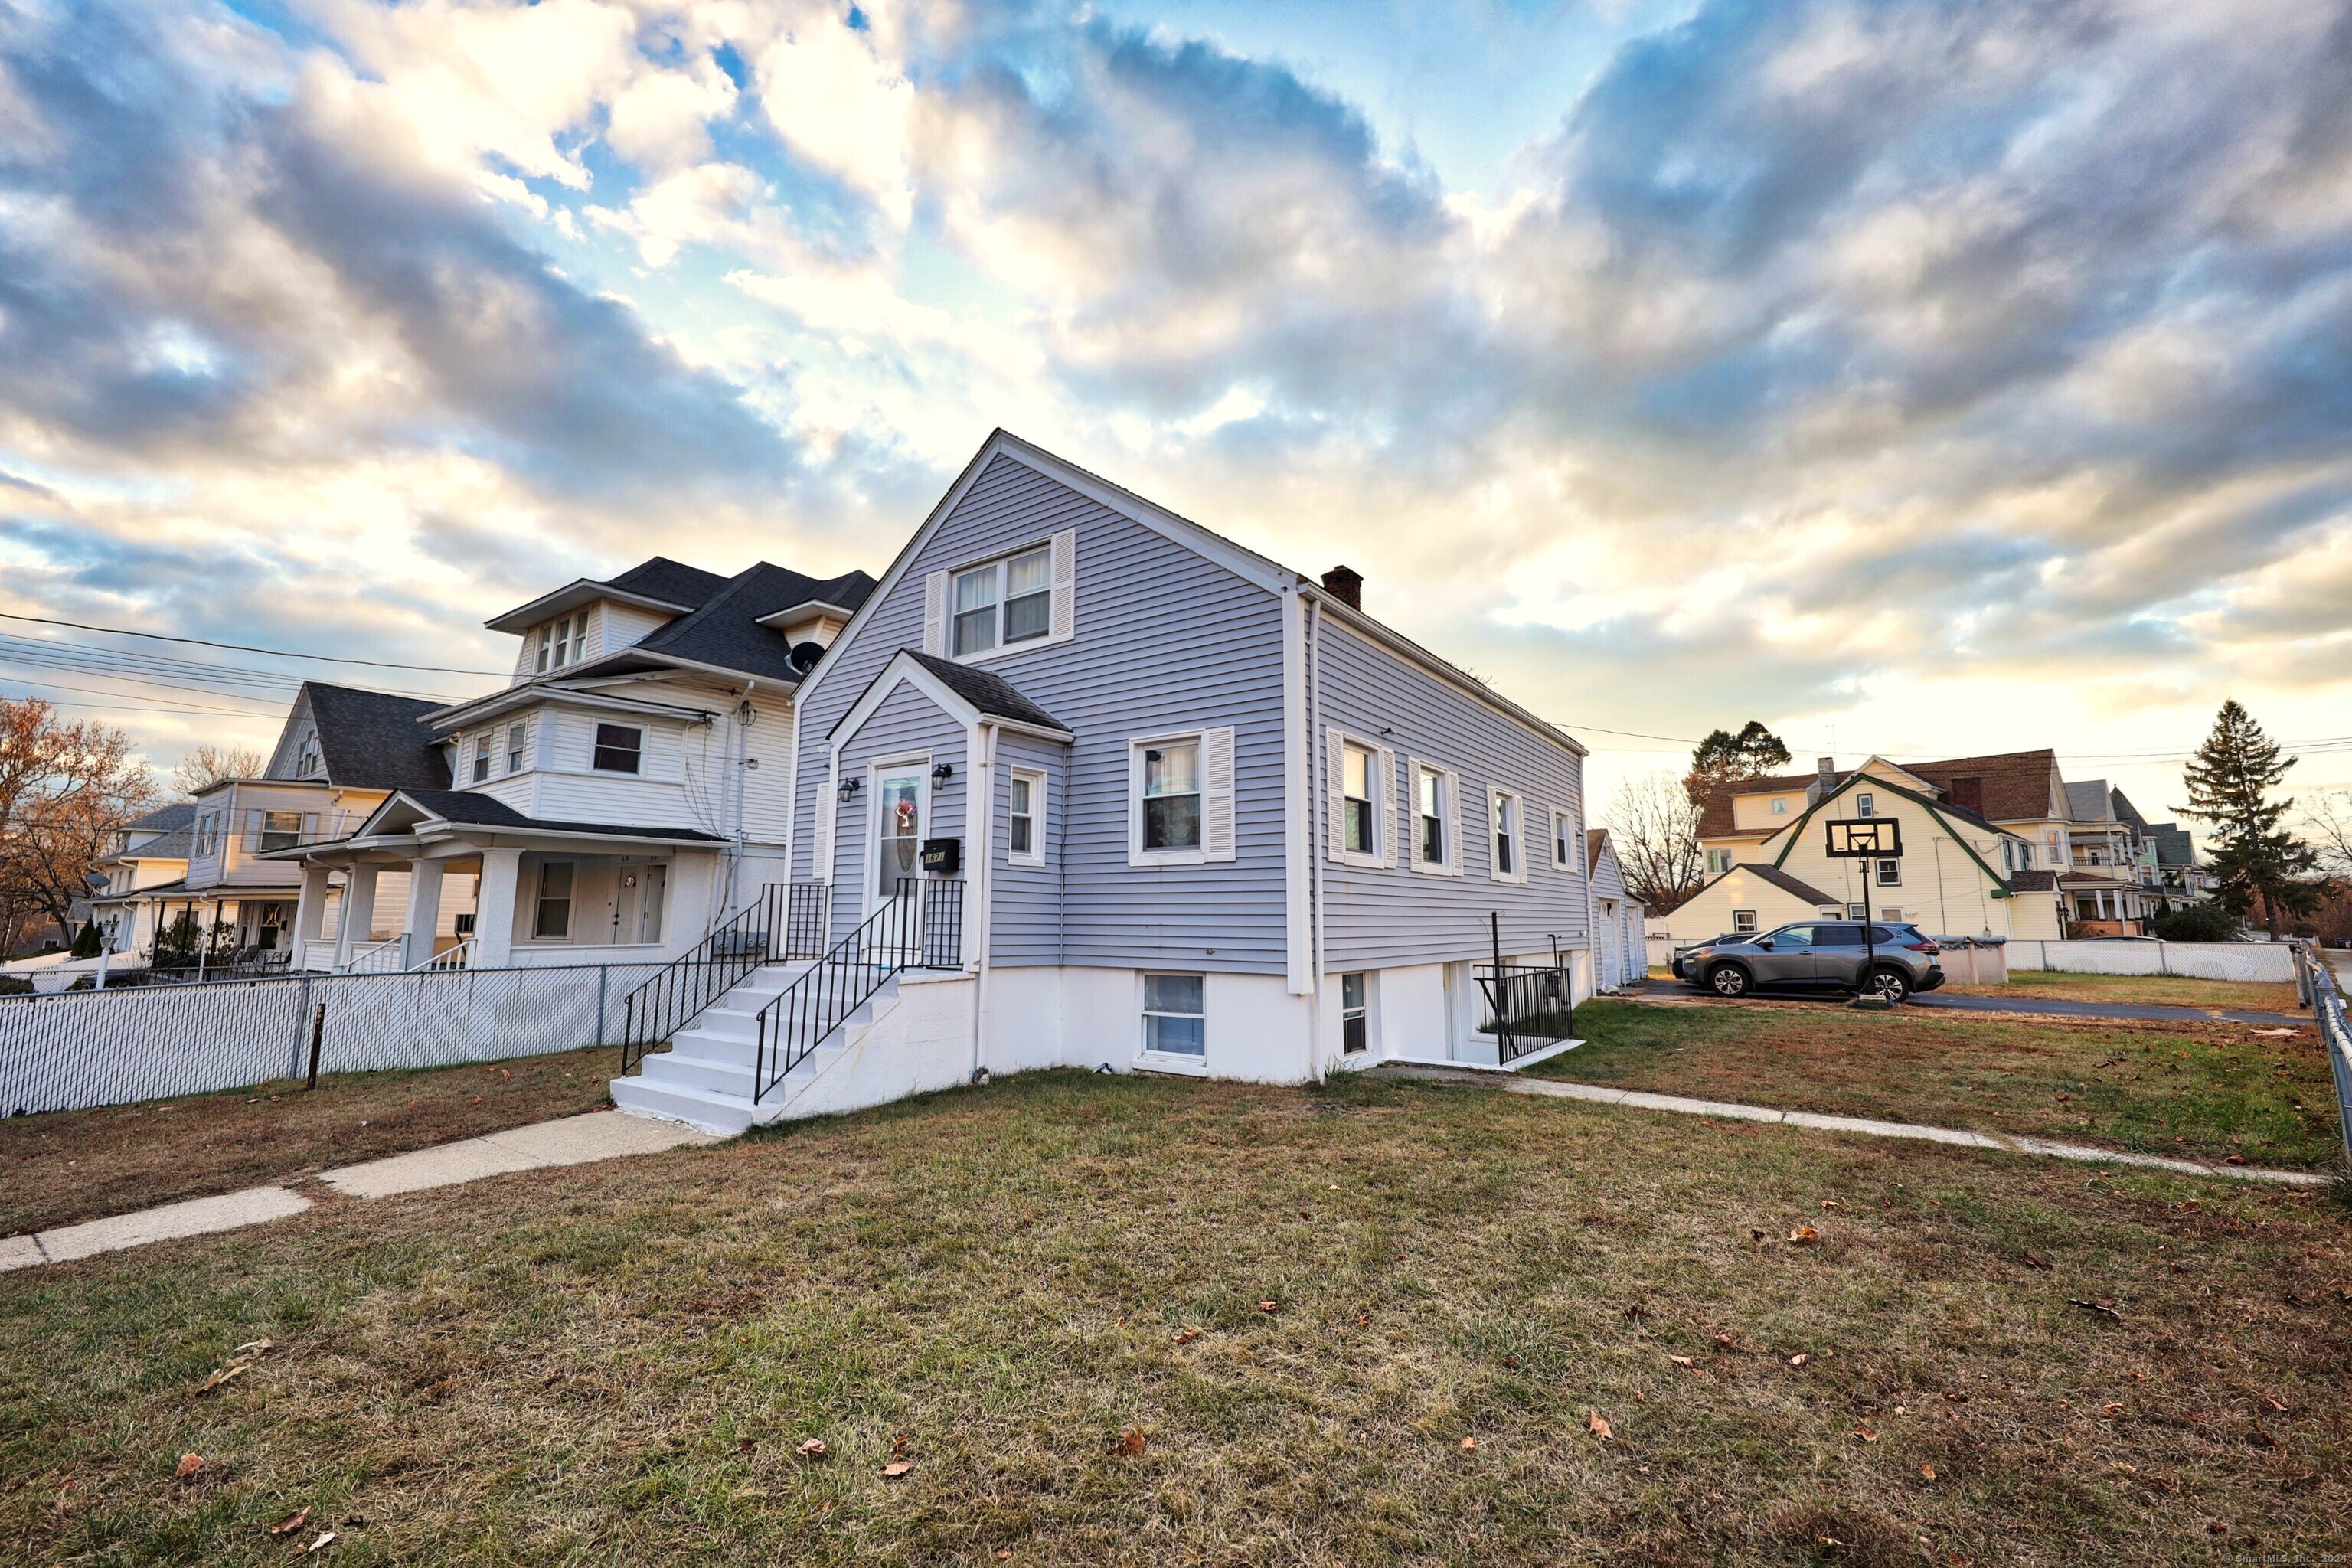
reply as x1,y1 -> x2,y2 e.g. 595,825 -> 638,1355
789,641 -> 825,673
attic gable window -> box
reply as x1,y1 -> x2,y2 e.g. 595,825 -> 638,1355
537,611 -> 591,674
926,532 -> 1076,662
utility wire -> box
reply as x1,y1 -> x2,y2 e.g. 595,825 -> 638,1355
0,608 -> 508,676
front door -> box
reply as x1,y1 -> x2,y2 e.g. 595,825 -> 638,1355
873,769 -> 926,904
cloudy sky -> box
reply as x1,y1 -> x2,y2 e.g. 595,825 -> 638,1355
4,0 -> 2350,819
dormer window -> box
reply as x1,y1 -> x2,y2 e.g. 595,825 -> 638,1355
536,611 -> 591,674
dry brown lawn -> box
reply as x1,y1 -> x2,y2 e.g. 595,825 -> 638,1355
2,1068 -> 2347,1566
1947,970 -> 2305,1014
0,1047 -> 616,1236
1532,1001 -> 2345,1171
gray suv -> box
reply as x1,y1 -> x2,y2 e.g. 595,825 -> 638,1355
1681,921 -> 1944,1003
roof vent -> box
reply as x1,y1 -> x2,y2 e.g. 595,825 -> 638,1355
789,641 -> 825,674
1321,565 -> 1362,609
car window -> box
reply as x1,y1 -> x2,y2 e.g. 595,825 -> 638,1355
1817,924 -> 1865,946
1771,926 -> 1816,947
1868,926 -> 1904,943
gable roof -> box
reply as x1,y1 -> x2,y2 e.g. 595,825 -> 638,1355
800,430 -> 1586,759
1701,861 -> 1841,907
300,683 -> 450,792
1765,769 -> 2019,896
906,652 -> 1069,732
1586,826 -> 1611,874
604,557 -> 733,609
622,564 -> 878,683
483,555 -> 735,633
125,802 -> 195,834
2063,779 -> 2113,822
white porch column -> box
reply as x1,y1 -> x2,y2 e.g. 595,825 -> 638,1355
292,865 -> 333,960
403,858 -> 446,969
474,848 -> 521,969
334,864 -> 380,969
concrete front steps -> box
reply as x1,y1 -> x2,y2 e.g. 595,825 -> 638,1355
609,962 -> 977,1135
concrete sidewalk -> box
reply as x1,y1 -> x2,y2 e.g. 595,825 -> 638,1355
1,1110 -> 715,1274
1377,1063 -> 2337,1187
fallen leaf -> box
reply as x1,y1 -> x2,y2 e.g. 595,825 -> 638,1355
996,1552 -> 1013,1560
1171,1329 -> 1201,1345
2264,1396 -> 2288,1413
2252,1423 -> 2279,1449
1854,1427 -> 1879,1442
1942,1390 -> 1968,1403
1257,1301 -> 1278,1314
305,1530 -> 336,1554
198,1364 -> 247,1393
1356,1314 -> 1369,1326
1459,1436 -> 1477,1452
1921,1465 -> 1937,1481
2224,1155 -> 2248,1166
1669,1355 -> 1694,1367
233,1338 -> 273,1358
2208,1521 -> 2229,1534
2102,1403 -> 2125,1415
736,1439 -> 756,1454
882,1461 -> 914,1478
175,1453 -> 203,1479
1749,1228 -> 1765,1242
892,1432 -> 912,1457
1820,1199 -> 1842,1210
268,1508 -> 310,1537
1788,1226 -> 1820,1244
2020,1251 -> 2053,1270
1109,1427 -> 1146,1458
2069,1298 -> 2124,1323
1789,1354 -> 1809,1368
1586,1411 -> 1613,1442
1714,1331 -> 1735,1346
795,1439 -> 828,1459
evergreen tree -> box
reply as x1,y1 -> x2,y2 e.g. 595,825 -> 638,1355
1684,720 -> 1794,805
68,917 -> 101,959
2178,700 -> 2319,938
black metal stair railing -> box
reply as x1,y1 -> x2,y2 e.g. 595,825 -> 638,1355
752,879 -> 964,1104
1473,911 -> 1575,1064
618,883 -> 831,1076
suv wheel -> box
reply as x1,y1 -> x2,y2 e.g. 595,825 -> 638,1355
1864,967 -> 1909,1004
1707,963 -> 1751,998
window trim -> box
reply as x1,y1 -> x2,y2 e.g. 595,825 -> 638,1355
1733,908 -> 1759,932
532,860 -> 574,942
1325,729 -> 1394,869
1007,766 -> 1047,867
472,733 -> 492,784
1488,786 -> 1528,884
1339,971 -> 1372,1057
1138,971 -> 1209,1072
1127,727 -> 1236,867
591,723 -> 643,775
506,720 -> 528,774
1874,857 -> 1901,887
1410,761 -> 1462,877
1855,792 -> 1876,818
1552,807 -> 1575,871
942,536 -> 1073,665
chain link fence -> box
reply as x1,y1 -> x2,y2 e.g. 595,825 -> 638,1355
0,963 -> 667,1118
2290,941 -> 2352,1171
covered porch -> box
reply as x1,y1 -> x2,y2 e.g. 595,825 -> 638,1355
2061,870 -> 2148,936
280,790 -> 727,972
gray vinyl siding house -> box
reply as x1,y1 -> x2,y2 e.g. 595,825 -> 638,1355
783,430 -> 1598,1081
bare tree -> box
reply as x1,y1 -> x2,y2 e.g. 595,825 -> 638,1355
172,743 -> 266,799
2305,789 -> 2352,880
0,698 -> 158,951
1606,771 -> 1705,913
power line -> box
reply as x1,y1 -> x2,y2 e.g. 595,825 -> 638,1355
0,609 -> 508,677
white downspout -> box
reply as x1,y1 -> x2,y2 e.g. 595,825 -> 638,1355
726,679 -> 758,923
1305,596 -> 1325,1081
970,721 -> 996,1082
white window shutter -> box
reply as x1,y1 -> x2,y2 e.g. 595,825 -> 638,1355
922,570 -> 948,657
1204,726 -> 1236,861
1377,746 -> 1397,867
1447,773 -> 1462,874
1325,727 -> 1348,861
1049,528 -> 1076,642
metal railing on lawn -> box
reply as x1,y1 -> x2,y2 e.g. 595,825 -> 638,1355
752,879 -> 964,1104
2290,940 -> 2352,1169
616,883 -> 834,1076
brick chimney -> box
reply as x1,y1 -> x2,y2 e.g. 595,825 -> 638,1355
1813,756 -> 1836,801
1321,565 -> 1362,610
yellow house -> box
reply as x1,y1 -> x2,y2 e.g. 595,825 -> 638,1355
1674,757 -> 2042,942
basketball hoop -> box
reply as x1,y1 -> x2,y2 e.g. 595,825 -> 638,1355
1825,819 -> 1902,858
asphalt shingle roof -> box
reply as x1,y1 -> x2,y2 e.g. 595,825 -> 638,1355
124,802 -> 195,833
627,564 -> 879,682
386,789 -> 726,842
604,557 -> 734,609
1723,861 -> 1842,906
906,652 -> 1070,732
303,683 -> 451,792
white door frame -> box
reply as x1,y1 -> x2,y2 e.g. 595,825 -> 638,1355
861,752 -> 933,923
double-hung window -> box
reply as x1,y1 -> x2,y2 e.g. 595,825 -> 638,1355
1142,973 -> 1205,1058
1008,768 -> 1045,865
1143,741 -> 1200,851
593,724 -> 642,774
1129,729 -> 1236,866
534,861 -> 573,940
1553,808 -> 1574,871
1856,792 -> 1875,818
259,811 -> 302,852
507,720 -> 528,773
1413,763 -> 1459,874
473,733 -> 491,783
1490,789 -> 1527,883
1341,743 -> 1375,854
952,547 -> 1052,657
1875,857 -> 1901,887
1733,909 -> 1759,932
